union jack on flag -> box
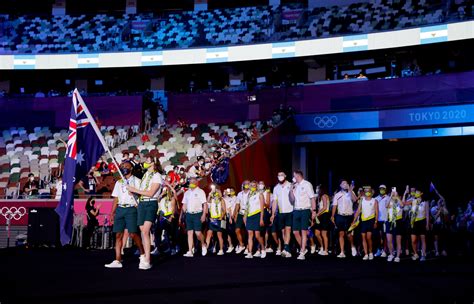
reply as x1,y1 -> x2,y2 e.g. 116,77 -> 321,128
56,89 -> 106,245
67,93 -> 90,159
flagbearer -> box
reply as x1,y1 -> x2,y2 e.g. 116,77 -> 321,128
105,161 -> 144,269
127,158 -> 163,270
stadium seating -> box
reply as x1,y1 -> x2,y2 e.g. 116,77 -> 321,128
0,120 -> 269,198
0,0 -> 471,54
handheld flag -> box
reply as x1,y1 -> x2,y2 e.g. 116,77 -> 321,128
55,89 -> 106,245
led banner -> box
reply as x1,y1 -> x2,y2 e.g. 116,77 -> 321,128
295,104 -> 474,132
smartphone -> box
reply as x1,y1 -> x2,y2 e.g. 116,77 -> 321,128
351,180 -> 355,187
392,187 -> 396,192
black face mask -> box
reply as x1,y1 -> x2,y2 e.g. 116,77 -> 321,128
120,167 -> 131,176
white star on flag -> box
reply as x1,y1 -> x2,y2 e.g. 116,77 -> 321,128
76,151 -> 85,166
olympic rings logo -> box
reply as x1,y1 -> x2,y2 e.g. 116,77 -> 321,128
313,115 -> 338,128
0,206 -> 27,221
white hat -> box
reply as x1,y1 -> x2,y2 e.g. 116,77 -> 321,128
379,184 -> 387,189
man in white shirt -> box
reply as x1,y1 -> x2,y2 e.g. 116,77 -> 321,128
290,170 -> 316,260
105,161 -> 144,269
331,179 -> 358,258
375,185 -> 389,258
224,188 -> 238,253
271,172 -> 293,258
180,177 -> 208,257
233,180 -> 250,254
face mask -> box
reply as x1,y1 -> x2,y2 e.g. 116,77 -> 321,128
380,189 -> 386,195
210,185 -> 216,191
120,167 -> 131,176
292,177 -> 296,183
258,184 -> 265,190
250,187 -> 257,192
29,177 -> 34,181
414,193 -> 422,198
230,191 -> 235,196
365,192 -> 372,197
410,192 -> 416,196
143,162 -> 152,169
189,183 -> 197,189
243,184 -> 249,189
278,176 -> 285,182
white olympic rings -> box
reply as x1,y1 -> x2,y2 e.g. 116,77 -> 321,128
0,206 -> 27,221
313,115 -> 338,128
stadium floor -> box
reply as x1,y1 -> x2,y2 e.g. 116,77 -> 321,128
1,247 -> 473,304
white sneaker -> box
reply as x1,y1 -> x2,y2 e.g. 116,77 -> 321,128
351,247 -> 357,257
420,255 -> 426,262
253,251 -> 261,257
337,252 -> 346,258
151,248 -> 158,255
412,254 -> 419,261
265,247 -> 274,253
285,251 -> 292,258
375,249 -> 382,257
297,252 -> 306,260
261,251 -> 267,259
192,248 -> 196,254
310,245 -> 316,254
302,248 -> 308,255
276,249 -> 282,256
362,254 -> 369,261
317,248 -> 323,255
202,246 -> 208,256
217,250 -> 224,256
183,251 -> 194,257
121,249 -> 125,255
394,257 -> 400,263
380,250 -> 387,258
244,248 -> 249,255
368,253 -> 374,260
139,261 -> 152,270
139,254 -> 145,262
245,253 -> 253,259
226,246 -> 235,253
235,246 -> 244,254
435,251 -> 440,257
387,255 -> 394,262
105,260 -> 123,268
319,251 -> 328,256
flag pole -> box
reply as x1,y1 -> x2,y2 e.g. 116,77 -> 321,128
73,89 -> 126,182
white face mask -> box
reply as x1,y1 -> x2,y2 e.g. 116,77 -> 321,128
258,184 -> 265,190
292,177 -> 296,183
278,176 -> 285,182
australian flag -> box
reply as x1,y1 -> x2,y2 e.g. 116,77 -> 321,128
55,89 -> 105,245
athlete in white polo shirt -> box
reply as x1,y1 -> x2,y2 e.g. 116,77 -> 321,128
234,180 -> 250,254
331,179 -> 358,258
290,170 -> 316,261
105,161 -> 144,269
180,177 -> 208,257
272,172 -> 293,258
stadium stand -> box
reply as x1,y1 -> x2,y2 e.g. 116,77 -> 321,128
0,120 -> 272,198
0,0 -> 471,54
